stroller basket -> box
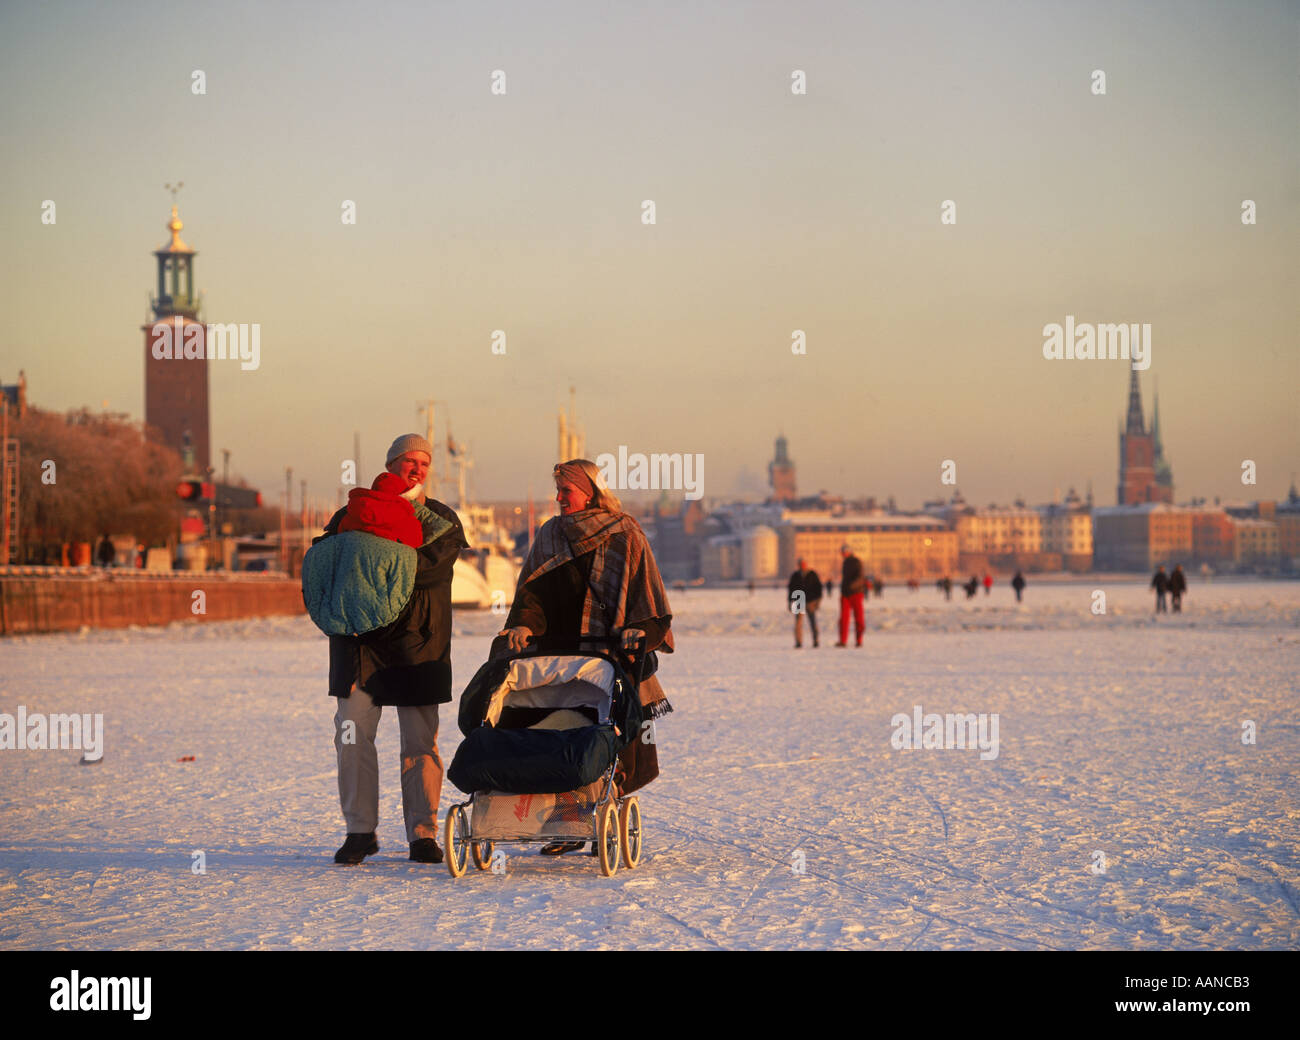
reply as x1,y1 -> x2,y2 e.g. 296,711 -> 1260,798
470,781 -> 607,841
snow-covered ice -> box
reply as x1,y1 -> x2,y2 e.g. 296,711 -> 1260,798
1,579 -> 1297,949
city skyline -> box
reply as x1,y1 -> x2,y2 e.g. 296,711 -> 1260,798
2,0 -> 1295,509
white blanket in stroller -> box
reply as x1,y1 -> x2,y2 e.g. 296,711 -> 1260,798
483,656 -> 616,729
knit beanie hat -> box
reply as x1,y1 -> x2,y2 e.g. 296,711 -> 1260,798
386,434 -> 433,466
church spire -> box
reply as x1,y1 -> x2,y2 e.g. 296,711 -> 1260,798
1124,369 -> 1146,436
1150,378 -> 1174,496
1152,382 -> 1164,455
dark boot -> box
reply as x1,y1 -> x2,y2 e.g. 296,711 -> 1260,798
334,832 -> 378,864
409,838 -> 443,863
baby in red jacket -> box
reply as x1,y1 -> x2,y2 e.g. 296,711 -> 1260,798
336,473 -> 423,548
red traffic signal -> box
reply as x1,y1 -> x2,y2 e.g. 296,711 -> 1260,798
176,481 -> 216,501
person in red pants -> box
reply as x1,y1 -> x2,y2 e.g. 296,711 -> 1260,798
836,544 -> 867,647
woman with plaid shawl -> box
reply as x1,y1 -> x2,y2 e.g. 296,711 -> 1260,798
495,459 -> 674,854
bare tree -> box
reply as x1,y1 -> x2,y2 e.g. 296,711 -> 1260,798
13,406 -> 183,556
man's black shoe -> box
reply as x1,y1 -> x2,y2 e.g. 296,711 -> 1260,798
409,838 -> 444,863
334,832 -> 378,864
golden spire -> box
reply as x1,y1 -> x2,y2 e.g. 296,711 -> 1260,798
163,182 -> 192,252
167,206 -> 188,249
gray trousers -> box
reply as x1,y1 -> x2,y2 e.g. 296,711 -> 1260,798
793,600 -> 820,645
333,686 -> 443,842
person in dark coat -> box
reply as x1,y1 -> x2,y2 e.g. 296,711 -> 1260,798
95,534 -> 115,568
1151,565 -> 1169,613
942,575 -> 953,601
1011,571 -> 1026,603
964,575 -> 979,598
1168,564 -> 1186,613
836,545 -> 867,647
497,459 -> 674,855
322,435 -> 467,865
787,558 -> 823,647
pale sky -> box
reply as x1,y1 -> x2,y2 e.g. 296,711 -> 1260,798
2,0 -> 1296,510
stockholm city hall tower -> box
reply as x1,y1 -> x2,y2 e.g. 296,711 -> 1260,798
142,199 -> 209,474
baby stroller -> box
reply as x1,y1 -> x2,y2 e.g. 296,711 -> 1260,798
445,636 -> 648,877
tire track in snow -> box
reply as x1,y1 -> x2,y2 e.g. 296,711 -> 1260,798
649,813 -> 1065,950
905,916 -> 935,949
717,834 -> 799,928
909,780 -> 952,950
648,786 -> 1138,947
1257,863 -> 1300,919
637,900 -> 726,950
914,782 -> 949,843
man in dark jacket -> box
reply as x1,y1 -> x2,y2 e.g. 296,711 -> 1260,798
1151,565 -> 1169,613
95,534 -> 115,568
836,545 -> 867,647
787,558 -> 823,647
1168,564 -> 1186,613
323,434 -> 468,865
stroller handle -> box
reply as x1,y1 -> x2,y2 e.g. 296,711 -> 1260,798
574,631 -> 650,681
502,631 -> 651,682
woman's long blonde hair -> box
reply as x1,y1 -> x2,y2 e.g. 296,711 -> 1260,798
555,458 -> 623,514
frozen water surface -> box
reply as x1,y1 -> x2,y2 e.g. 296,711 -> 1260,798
1,580 -> 1296,949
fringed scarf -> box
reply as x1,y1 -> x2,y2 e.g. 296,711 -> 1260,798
521,509 -> 674,717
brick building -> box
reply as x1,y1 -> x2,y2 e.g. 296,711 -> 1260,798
1188,508 -> 1236,565
776,514 -> 957,582
1093,504 -> 1192,571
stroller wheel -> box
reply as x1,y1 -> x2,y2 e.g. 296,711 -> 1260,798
597,803 -> 620,877
619,797 -> 642,869
472,839 -> 495,871
445,805 -> 470,878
